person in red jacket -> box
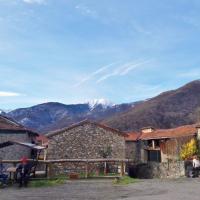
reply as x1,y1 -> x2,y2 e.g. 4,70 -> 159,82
16,157 -> 30,187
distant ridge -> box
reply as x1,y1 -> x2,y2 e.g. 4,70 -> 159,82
103,80 -> 200,131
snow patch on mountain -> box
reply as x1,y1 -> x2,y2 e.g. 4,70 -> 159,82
87,99 -> 115,110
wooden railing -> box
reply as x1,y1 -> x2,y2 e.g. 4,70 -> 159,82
2,159 -> 133,178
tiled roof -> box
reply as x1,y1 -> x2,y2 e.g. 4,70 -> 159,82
36,135 -> 49,144
139,124 -> 197,140
0,115 -> 38,135
125,132 -> 140,141
46,120 -> 127,138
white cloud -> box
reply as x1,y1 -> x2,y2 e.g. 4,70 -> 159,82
0,91 -> 21,97
23,0 -> 46,4
74,62 -> 118,87
178,70 -> 200,78
75,4 -> 97,18
97,59 -> 152,83
131,20 -> 151,35
181,16 -> 200,29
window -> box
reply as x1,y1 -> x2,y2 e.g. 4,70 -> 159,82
147,150 -> 161,162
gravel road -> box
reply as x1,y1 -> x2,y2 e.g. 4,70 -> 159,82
1,178 -> 200,200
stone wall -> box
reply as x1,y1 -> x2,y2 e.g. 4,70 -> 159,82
48,123 -> 125,160
128,161 -> 185,179
125,141 -> 141,162
0,132 -> 33,161
47,123 -> 126,175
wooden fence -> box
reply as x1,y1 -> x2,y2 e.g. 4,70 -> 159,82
2,159 -> 133,178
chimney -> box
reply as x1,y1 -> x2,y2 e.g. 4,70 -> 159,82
141,126 -> 155,133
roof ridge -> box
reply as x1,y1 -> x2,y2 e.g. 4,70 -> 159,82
0,114 -> 23,127
46,120 -> 126,137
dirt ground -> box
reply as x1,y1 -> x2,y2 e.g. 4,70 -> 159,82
1,178 -> 200,200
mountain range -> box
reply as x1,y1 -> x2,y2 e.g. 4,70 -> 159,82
5,100 -> 138,133
3,80 -> 200,133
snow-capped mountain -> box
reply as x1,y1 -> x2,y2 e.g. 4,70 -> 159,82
6,101 -> 136,133
88,99 -> 115,110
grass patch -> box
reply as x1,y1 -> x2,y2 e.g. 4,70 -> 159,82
78,171 -> 118,178
29,178 -> 66,188
113,176 -> 138,185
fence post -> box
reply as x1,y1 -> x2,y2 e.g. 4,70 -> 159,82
47,163 -> 53,178
120,161 -> 125,177
85,161 -> 89,179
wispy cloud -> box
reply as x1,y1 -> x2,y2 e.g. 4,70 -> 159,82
178,69 -> 200,78
23,0 -> 46,4
74,62 -> 118,87
0,91 -> 21,97
179,15 -> 200,29
131,20 -> 151,35
75,4 -> 97,18
97,59 -> 152,83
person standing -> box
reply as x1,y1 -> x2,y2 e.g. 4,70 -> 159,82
16,157 -> 30,187
192,155 -> 200,177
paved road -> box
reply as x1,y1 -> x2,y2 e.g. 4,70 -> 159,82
1,178 -> 200,200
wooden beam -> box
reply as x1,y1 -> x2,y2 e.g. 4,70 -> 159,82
85,162 -> 89,179
120,161 -> 125,177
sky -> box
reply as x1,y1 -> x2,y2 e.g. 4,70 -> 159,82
1,0 -> 200,109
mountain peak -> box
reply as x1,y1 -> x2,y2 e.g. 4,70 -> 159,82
87,99 -> 115,110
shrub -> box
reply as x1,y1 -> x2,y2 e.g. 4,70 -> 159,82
180,138 -> 198,160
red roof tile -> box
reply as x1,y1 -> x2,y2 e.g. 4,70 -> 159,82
125,132 -> 140,141
36,135 -> 49,143
139,124 -> 197,140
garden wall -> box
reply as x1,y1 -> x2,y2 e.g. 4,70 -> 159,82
128,161 -> 185,178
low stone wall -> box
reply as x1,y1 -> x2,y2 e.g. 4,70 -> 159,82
48,162 -> 121,177
128,161 -> 185,179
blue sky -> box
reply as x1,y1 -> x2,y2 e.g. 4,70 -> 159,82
1,0 -> 200,109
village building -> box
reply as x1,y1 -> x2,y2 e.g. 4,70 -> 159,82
46,120 -> 126,160
126,124 -> 200,178
0,115 -> 38,160
139,125 -> 197,163
46,120 -> 126,175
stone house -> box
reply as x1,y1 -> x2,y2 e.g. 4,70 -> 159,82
127,125 -> 199,178
46,120 -> 126,160
0,115 -> 38,160
139,125 -> 197,163
46,120 -> 126,175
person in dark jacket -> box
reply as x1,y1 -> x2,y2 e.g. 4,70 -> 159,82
16,157 -> 30,187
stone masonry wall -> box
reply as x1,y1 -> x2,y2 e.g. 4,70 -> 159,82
125,141 -> 141,162
48,123 -> 125,160
129,161 -> 185,179
47,123 -> 126,175
0,132 -> 32,161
